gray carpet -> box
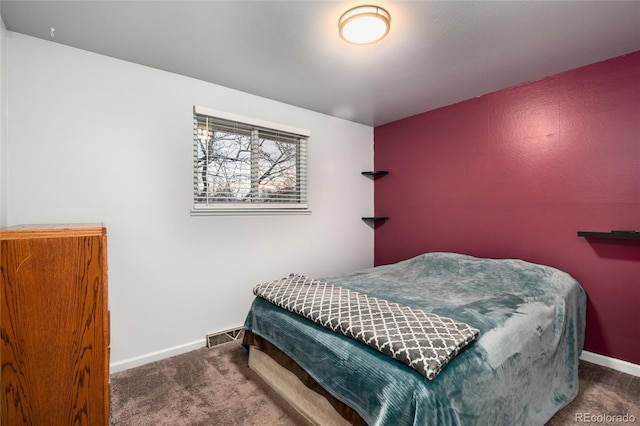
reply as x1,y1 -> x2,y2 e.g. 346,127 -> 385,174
110,341 -> 309,425
110,341 -> 639,425
546,359 -> 640,425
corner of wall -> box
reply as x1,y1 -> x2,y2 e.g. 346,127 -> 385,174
0,16 -> 7,227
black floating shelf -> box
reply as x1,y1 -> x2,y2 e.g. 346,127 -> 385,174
361,170 -> 389,178
362,216 -> 389,226
577,230 -> 640,241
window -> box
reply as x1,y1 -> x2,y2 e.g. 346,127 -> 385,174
192,106 -> 310,215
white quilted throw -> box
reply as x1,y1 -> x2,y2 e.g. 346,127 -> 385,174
253,274 -> 480,380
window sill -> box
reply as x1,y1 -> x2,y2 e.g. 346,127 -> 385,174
191,208 -> 312,216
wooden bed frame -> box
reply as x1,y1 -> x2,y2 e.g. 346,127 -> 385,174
244,331 -> 365,425
249,347 -> 350,425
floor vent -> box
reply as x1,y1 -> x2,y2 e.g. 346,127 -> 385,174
206,327 -> 244,348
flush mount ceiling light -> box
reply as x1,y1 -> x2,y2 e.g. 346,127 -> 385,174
338,5 -> 391,45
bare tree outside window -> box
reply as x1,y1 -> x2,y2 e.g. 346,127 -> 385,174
192,108 -> 308,214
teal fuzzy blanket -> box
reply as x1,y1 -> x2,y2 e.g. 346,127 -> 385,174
252,273 -> 480,380
244,252 -> 586,425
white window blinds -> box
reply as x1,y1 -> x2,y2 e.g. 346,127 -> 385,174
192,106 -> 310,215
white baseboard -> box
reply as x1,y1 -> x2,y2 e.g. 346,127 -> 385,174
580,350 -> 640,377
109,339 -> 205,374
109,342 -> 639,377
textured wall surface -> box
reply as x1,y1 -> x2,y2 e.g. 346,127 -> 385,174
374,52 -> 640,364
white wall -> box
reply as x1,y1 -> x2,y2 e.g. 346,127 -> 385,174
7,33 -> 374,371
0,15 -> 7,227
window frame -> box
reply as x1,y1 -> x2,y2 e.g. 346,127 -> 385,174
191,106 -> 311,216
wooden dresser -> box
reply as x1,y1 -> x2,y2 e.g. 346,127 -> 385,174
1,224 -> 109,425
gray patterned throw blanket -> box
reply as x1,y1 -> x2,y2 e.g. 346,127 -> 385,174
253,273 -> 480,380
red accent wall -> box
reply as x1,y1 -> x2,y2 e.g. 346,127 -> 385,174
374,52 -> 640,365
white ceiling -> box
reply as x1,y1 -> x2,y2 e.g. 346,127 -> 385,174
2,1 -> 639,126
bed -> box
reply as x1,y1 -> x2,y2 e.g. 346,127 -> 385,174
242,252 -> 587,425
